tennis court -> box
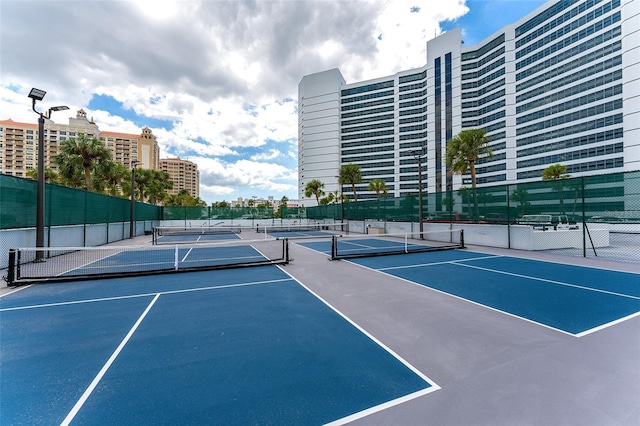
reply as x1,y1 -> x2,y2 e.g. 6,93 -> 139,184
0,255 -> 437,424
300,237 -> 640,336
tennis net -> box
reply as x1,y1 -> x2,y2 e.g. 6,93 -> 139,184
153,225 -> 242,245
5,238 -> 289,286
257,223 -> 347,238
330,229 -> 464,260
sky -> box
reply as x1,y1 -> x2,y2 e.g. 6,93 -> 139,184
0,0 -> 547,205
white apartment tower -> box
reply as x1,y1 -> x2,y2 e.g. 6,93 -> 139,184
298,0 -> 640,203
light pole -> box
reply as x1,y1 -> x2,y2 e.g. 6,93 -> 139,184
410,149 -> 425,239
28,88 -> 69,261
130,159 -> 138,238
335,175 -> 344,222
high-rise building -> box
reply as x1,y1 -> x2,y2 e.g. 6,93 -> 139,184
298,0 -> 639,203
159,157 -> 200,199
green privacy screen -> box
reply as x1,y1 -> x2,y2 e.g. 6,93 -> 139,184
0,175 -> 160,229
306,171 -> 639,224
3,171 -> 637,229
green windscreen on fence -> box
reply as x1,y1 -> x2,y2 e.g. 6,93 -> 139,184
306,171 -> 640,224
3,171 -> 638,229
160,206 -> 292,221
0,174 -> 160,229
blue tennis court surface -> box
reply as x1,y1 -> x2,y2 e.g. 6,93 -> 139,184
155,232 -> 241,244
300,240 -> 640,336
0,265 -> 437,424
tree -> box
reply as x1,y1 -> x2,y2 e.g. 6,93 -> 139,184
542,164 -> 571,214
510,187 -> 530,216
445,129 -> 493,190
304,179 -> 325,204
446,128 -> 493,219
164,189 -> 205,206
457,186 -> 472,215
339,163 -> 362,201
55,133 -> 112,192
26,167 -> 60,184
97,161 -> 129,196
145,170 -> 173,204
133,168 -> 153,202
276,196 -> 289,218
368,178 -> 389,199
542,163 -> 570,181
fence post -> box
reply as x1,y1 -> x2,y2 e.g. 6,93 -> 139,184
507,184 -> 511,249
582,176 -> 586,258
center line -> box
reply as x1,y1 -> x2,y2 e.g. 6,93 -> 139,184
60,293 -> 161,426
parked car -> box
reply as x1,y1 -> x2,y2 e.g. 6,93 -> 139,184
517,214 -> 579,230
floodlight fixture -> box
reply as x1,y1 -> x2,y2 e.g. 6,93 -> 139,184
28,87 -> 46,101
50,105 -> 69,112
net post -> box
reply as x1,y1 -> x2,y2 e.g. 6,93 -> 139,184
6,249 -> 17,286
331,235 -> 337,260
174,245 -> 179,270
460,229 -> 465,249
284,238 -> 289,263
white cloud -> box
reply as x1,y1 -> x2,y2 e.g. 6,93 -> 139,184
0,0 -> 470,204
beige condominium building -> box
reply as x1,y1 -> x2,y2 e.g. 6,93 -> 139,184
160,157 -> 200,199
0,109 -> 199,198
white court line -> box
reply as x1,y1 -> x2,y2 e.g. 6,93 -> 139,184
377,254 -> 504,271
0,278 -> 292,312
60,250 -> 125,277
60,293 -> 161,426
575,311 -> 640,337
0,284 -> 34,297
357,262 -> 578,337
276,265 -> 440,425
454,262 -> 640,300
181,247 -> 194,262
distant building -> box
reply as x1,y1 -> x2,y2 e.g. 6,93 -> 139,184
0,110 -> 198,197
159,157 -> 200,199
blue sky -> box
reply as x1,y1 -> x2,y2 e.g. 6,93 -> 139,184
1,0 -> 549,205
442,1 -> 547,45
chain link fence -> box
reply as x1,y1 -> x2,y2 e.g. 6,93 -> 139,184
2,172 -> 637,263
307,171 -> 639,263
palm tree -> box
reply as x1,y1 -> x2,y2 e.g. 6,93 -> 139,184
446,128 -> 493,219
339,163 -> 362,201
55,133 -> 112,192
542,163 -> 570,180
26,167 -> 60,184
97,161 -> 129,196
146,170 -> 173,204
304,179 -> 325,204
446,129 -> 493,189
457,186 -> 472,216
134,168 -> 153,202
510,187 -> 530,217
542,163 -> 570,214
163,189 -> 204,206
367,178 -> 389,199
